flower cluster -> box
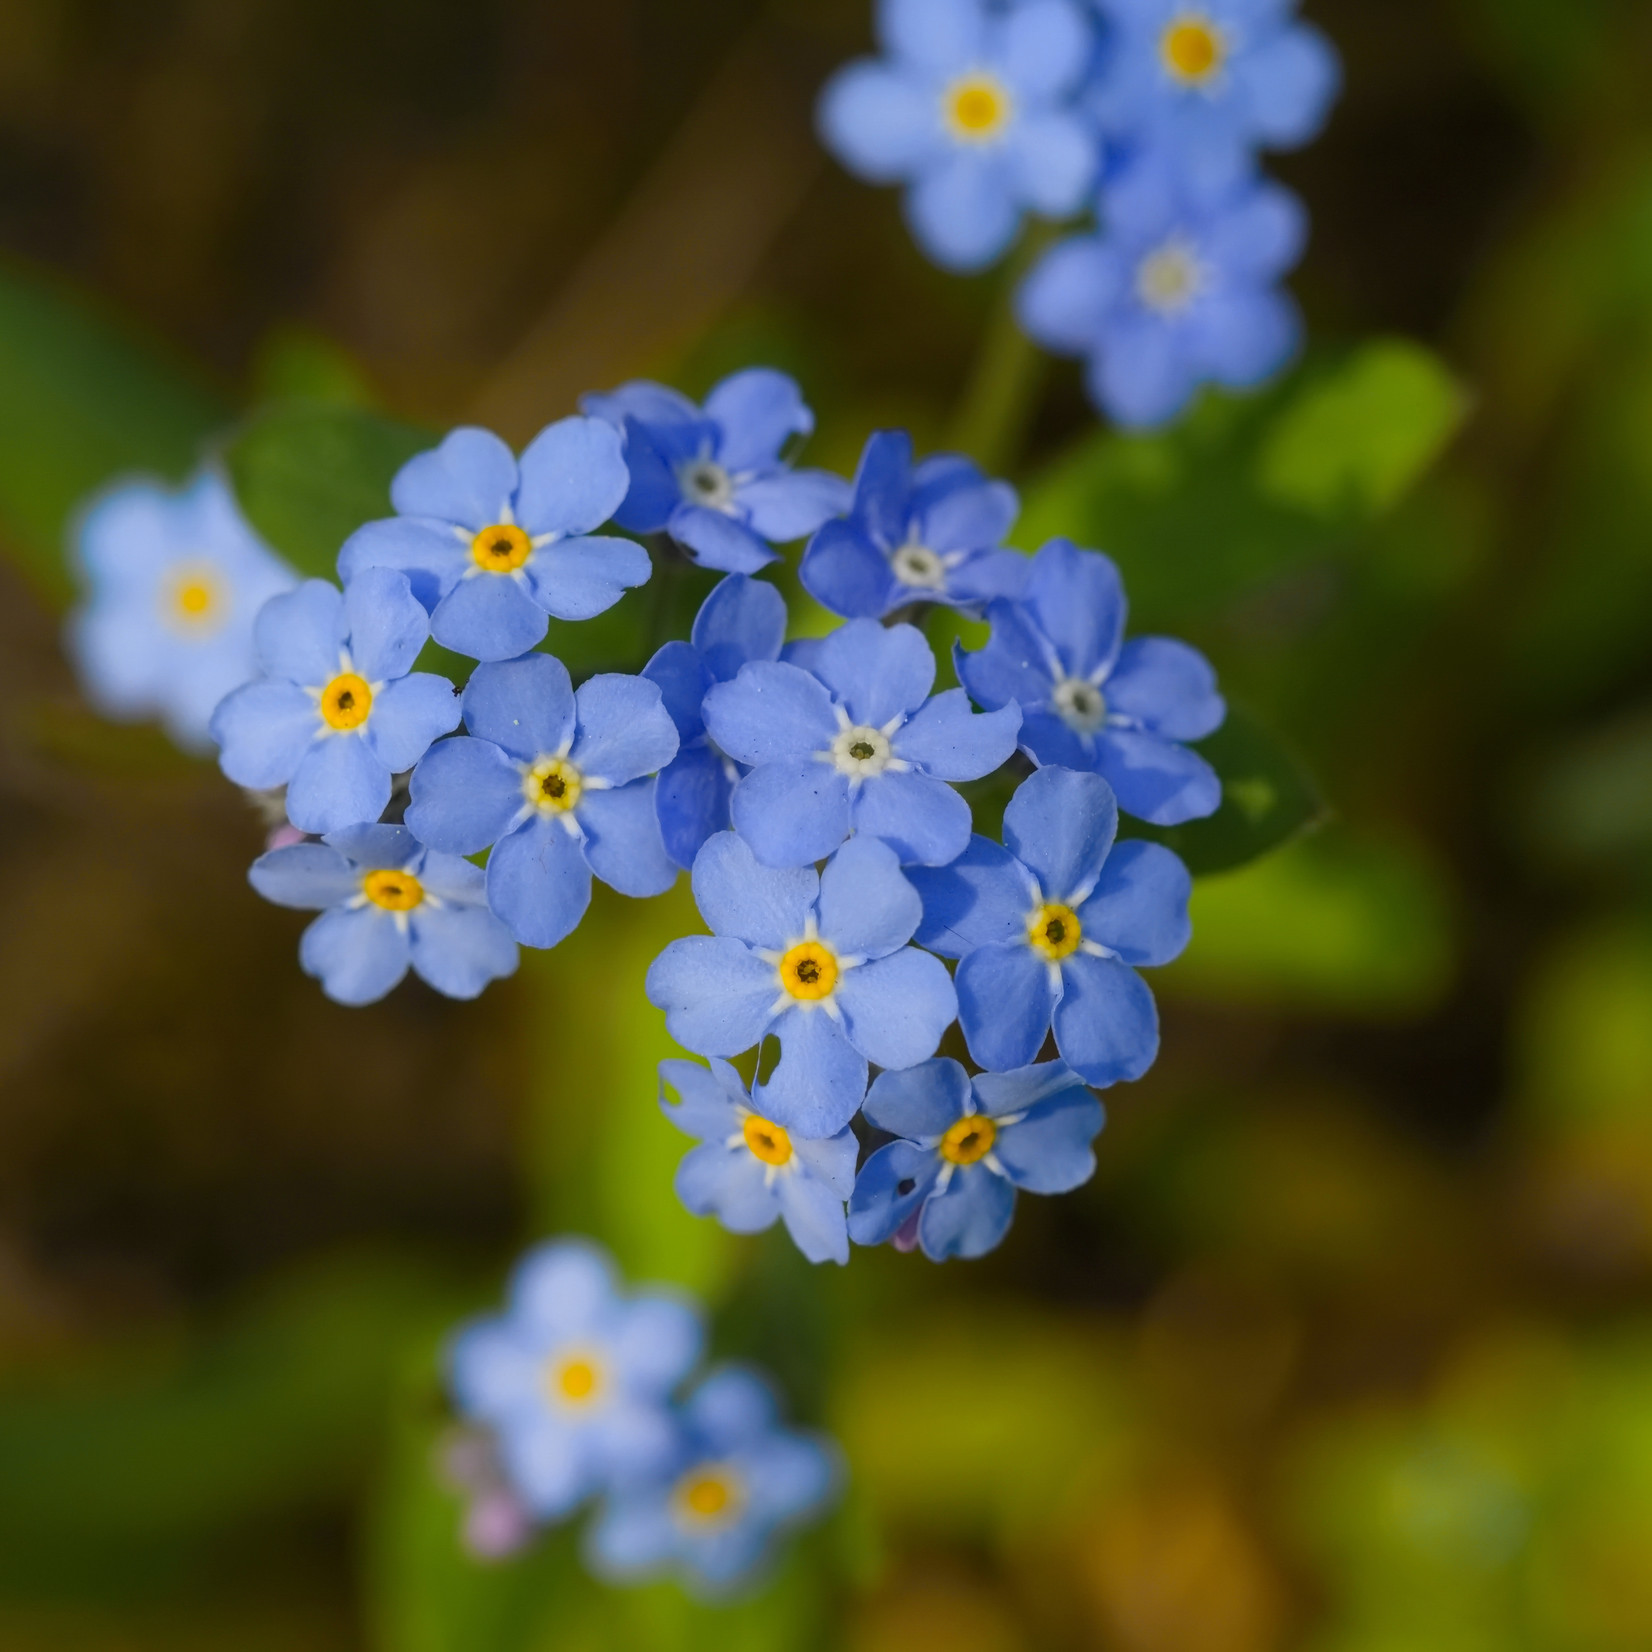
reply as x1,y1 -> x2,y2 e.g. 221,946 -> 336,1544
443,1237 -> 839,1592
818,0 -> 1339,426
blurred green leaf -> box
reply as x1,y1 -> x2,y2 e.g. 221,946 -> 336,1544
1526,704 -> 1652,861
252,325 -> 381,408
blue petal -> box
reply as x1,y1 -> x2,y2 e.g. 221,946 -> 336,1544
1017,707 -> 1096,770
689,831 -> 817,949
659,1056 -> 748,1139
570,673 -> 679,784
731,759 -> 853,868
414,846 -> 491,902
685,1364 -> 778,1445
254,579 -> 345,687
447,1319 -> 535,1419
1237,23 -> 1340,150
604,419 -> 682,534
905,152 -> 1021,274
1016,235 -> 1127,355
816,834 -> 923,959
994,1084 -> 1104,1192
211,680 -> 317,788
950,547 -> 1031,608
406,736 -> 526,855
1091,314 -> 1200,429
513,416 -> 631,538
849,768 -> 974,866
790,1128 -> 860,1200
916,473 -> 1018,555
1185,287 -> 1302,389
1003,765 -> 1119,902
969,1056 -> 1086,1117
390,427 -> 518,529
850,428 -> 914,550
909,836 -> 1036,956
1093,729 -> 1221,824
336,518 -> 464,613
862,1056 -> 970,1139
1052,950 -> 1159,1085
584,1493 -> 679,1580
485,815 -> 593,948
1007,110 -> 1098,215
762,1005 -> 869,1137
363,672 -> 460,771
510,1237 -> 618,1334
521,534 -> 652,622
776,1175 -> 850,1265
646,935 -> 780,1056
409,902 -> 519,998
817,61 -> 941,182
463,652 -> 576,763
644,640 -> 711,741
676,1143 -> 779,1233
882,0 -> 982,74
1106,637 -> 1224,740
799,520 -> 901,619
325,823 -> 418,869
812,619 -> 936,727
655,745 -> 734,871
1023,539 -> 1127,682
895,687 -> 1021,780
286,733 -> 390,835
996,0 -> 1092,95
955,599 -> 1058,714
432,571 -> 548,661
691,574 -> 787,681
578,779 -> 678,897
1205,178 -> 1309,282
835,946 -> 957,1070
847,1139 -> 941,1245
740,469 -> 853,544
500,1419 -> 595,1519
299,906 -> 410,1005
581,380 -> 701,429
669,505 -> 779,574
704,368 -> 813,472
955,943 -> 1056,1070
704,661 -> 839,765
917,1166 -> 1016,1260
343,565 -> 429,682
612,1293 -> 706,1392
1077,839 -> 1191,965
248,842 -> 358,910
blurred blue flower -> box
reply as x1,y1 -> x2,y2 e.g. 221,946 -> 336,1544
800,430 -> 1029,619
67,470 -> 294,751
582,370 -> 850,575
1017,153 -> 1307,427
249,823 -> 517,1006
585,1364 -> 839,1595
819,0 -> 1101,272
660,1058 -> 857,1265
956,537 -> 1223,823
337,417 -> 650,661
704,618 -> 1021,869
405,653 -> 678,950
908,765 -> 1190,1085
211,569 -> 459,835
448,1239 -> 703,1521
849,1056 -> 1103,1259
644,574 -> 788,871
646,832 -> 957,1136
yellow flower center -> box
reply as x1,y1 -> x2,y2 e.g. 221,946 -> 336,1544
940,1114 -> 998,1167
470,522 -> 533,574
743,1114 -> 793,1167
1161,15 -> 1225,84
165,564 -> 222,629
674,1464 -> 743,1527
546,1354 -> 603,1405
779,941 -> 839,1001
320,672 -> 373,731
524,756 -> 583,813
1028,902 -> 1083,963
943,73 -> 1012,142
362,869 -> 423,911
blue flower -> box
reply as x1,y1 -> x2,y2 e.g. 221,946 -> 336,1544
1088,0 -> 1340,183
582,370 -> 850,575
404,653 -> 679,950
448,1238 -> 703,1521
644,574 -> 788,871
211,569 -> 460,835
818,0 -> 1101,272
1017,153 -> 1307,427
646,832 -> 957,1137
67,470 -> 294,751
704,618 -> 1021,869
956,537 -> 1223,824
660,1058 -> 857,1265
585,1364 -> 839,1595
800,430 -> 1030,620
849,1057 -> 1103,1259
337,417 -> 650,662
908,765 -> 1191,1085
249,823 -> 518,1006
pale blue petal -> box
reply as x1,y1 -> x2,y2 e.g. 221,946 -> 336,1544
677,1143 -> 780,1233
909,836 -> 1036,956
776,1175 -> 850,1265
689,831 -> 817,949
286,733 -> 390,835
799,520 -> 901,620
761,1006 -> 868,1137
248,842 -> 358,910
390,427 -> 518,529
655,745 -> 734,871
1076,839 -> 1192,965
405,736 -> 525,855
818,61 -> 942,181
646,936 -> 779,1056
848,1139 -> 941,1245
690,574 -> 788,681
1185,288 -> 1302,389
1106,637 -> 1224,740
813,618 -> 936,727
579,779 -> 678,897
1237,24 -> 1340,149
211,680 -> 317,788
644,640 -> 710,740
917,474 -> 1018,554
894,688 -> 1021,780
447,1319 -> 537,1418
409,902 -> 519,998
343,565 -> 429,681
585,1494 -> 678,1579
1017,707 -> 1095,769
669,505 -> 779,574
850,428 -> 914,550
1205,178 -> 1309,281
849,768 -> 973,866
703,661 -> 840,765
463,652 -> 575,763
613,1295 -> 704,1391
881,0 -> 982,74
955,943 -> 1056,1070
1023,539 -> 1127,682
1006,110 -> 1098,215
363,673 -> 460,771
731,759 -> 853,868
1016,237 -> 1128,354
325,823 -> 417,869
501,1419 -> 594,1519
412,847 -> 491,903
835,946 -> 957,1069
659,1056 -> 747,1139
513,416 -> 631,538
970,1057 -> 1085,1117
510,1238 -> 618,1337
1091,315 -> 1200,429
570,673 -> 679,784
1052,950 -> 1159,1085
994,1084 -> 1104,1192
906,152 -> 1021,274
431,571 -> 548,661
521,534 -> 652,621
299,906 -> 410,1005
1003,765 -> 1119,902
686,1365 -> 778,1445
862,1057 -> 970,1138
917,1166 -> 1016,1259
816,834 -> 922,959
789,1128 -> 860,1200
336,517 -> 464,612
254,578 -> 345,686
704,369 -> 813,472
955,599 -> 1058,713
485,815 -> 592,948
992,0 -> 1092,98
1093,729 -> 1221,824
739,469 -> 853,543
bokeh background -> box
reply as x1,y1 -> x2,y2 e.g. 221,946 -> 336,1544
3,0 -> 1652,1647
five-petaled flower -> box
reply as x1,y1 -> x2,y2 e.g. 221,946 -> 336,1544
849,1057 -> 1103,1260
705,617 -> 1021,869
660,1057 -> 857,1265
406,652 -> 679,949
646,832 -> 957,1136
908,765 -> 1192,1086
337,416 -> 651,662
957,537 -> 1224,824
250,823 -> 518,1006
448,1239 -> 704,1520
211,568 -> 460,834
583,369 -> 850,575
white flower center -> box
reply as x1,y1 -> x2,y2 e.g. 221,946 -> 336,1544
891,543 -> 948,591
1052,677 -> 1108,734
829,725 -> 894,778
678,458 -> 737,513
1136,239 -> 1204,315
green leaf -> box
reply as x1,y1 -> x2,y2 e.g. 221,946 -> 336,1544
0,261 -> 227,607
224,400 -> 435,580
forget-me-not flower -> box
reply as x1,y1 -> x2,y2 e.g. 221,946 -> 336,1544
68,470 -> 294,751
406,653 -> 678,949
819,0 -> 1101,272
448,1239 -> 703,1520
646,832 -> 957,1137
644,574 -> 787,871
849,1057 -> 1103,1260
800,430 -> 1029,619
660,1058 -> 857,1265
249,823 -> 518,1006
957,537 -> 1223,824
337,417 -> 650,661
582,370 -> 849,575
908,765 -> 1191,1085
1017,154 -> 1307,427
705,618 -> 1021,869
585,1364 -> 839,1595
211,569 -> 459,835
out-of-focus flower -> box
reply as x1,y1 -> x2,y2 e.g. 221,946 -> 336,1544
583,370 -> 849,575
660,1057 -> 857,1265
436,1427 -> 537,1561
211,570 -> 459,835
800,430 -> 1029,619
585,1365 -> 839,1594
1017,155 -> 1307,427
819,0 -> 1100,272
67,470 -> 294,751
250,823 -> 517,1005
849,1056 -> 1103,1259
704,618 -> 1021,869
957,538 -> 1223,823
337,418 -> 650,661
908,765 -> 1190,1084
405,653 -> 678,949
447,1239 -> 703,1521
646,832 -> 956,1137
644,574 -> 788,871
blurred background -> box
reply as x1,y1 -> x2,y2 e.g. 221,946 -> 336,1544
3,0 -> 1652,1647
